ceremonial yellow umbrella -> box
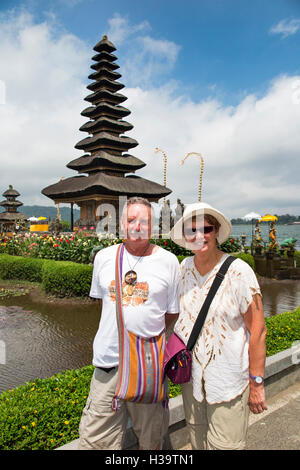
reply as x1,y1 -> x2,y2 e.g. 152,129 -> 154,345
260,214 -> 278,250
259,214 -> 278,222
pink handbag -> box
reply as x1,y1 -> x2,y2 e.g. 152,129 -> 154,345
162,333 -> 192,384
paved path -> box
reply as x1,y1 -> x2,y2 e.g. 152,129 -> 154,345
246,381 -> 300,450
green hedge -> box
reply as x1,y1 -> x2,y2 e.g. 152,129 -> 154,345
0,366 -> 94,450
0,254 -> 93,298
0,254 -> 44,283
265,307 -> 300,356
41,260 -> 92,298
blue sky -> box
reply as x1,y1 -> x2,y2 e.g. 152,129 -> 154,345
0,0 -> 300,217
5,0 -> 300,100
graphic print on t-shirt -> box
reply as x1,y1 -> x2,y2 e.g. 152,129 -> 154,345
109,280 -> 149,306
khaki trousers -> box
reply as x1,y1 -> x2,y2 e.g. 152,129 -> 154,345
181,381 -> 250,450
78,368 -> 169,450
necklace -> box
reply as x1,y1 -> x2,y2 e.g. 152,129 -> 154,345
124,243 -> 150,295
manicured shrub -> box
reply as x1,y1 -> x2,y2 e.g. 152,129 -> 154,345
265,307 -> 300,357
41,260 -> 93,297
232,252 -> 255,270
0,365 -> 94,450
0,254 -> 44,282
219,237 -> 242,253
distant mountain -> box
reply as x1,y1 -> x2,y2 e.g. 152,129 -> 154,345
0,205 -> 80,224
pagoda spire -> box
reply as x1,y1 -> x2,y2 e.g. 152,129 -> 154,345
42,35 -> 171,230
70,34 -> 141,171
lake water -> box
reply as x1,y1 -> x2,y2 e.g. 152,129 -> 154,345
1,273 -> 300,393
0,297 -> 100,393
231,224 -> 300,250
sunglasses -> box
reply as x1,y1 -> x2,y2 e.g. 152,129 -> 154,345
184,225 -> 215,238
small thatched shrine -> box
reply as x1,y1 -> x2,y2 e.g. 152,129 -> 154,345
0,185 -> 28,232
42,35 -> 171,230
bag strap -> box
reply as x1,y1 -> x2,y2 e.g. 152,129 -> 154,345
186,255 -> 236,351
115,243 -> 125,328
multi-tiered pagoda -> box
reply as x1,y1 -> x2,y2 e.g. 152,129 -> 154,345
0,185 -> 28,232
42,35 -> 171,230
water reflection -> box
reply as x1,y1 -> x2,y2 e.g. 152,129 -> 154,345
0,278 -> 299,393
0,296 -> 100,393
258,277 -> 300,316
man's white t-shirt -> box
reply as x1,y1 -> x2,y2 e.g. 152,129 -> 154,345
90,243 -> 179,368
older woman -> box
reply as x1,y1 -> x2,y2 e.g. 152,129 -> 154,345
170,202 -> 267,450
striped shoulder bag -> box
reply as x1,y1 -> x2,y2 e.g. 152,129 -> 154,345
112,243 -> 168,411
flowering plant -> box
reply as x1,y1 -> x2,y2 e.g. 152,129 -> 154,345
0,232 -> 243,262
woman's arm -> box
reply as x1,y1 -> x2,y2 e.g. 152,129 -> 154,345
244,293 -> 268,414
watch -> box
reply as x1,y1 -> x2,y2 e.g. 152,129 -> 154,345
249,374 -> 264,384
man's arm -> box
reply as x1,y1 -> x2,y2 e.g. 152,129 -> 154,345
165,313 -> 179,331
244,293 -> 267,414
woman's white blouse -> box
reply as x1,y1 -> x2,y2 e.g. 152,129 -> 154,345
174,254 -> 261,404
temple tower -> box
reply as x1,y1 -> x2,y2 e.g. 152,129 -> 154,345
0,185 -> 28,232
42,35 -> 171,231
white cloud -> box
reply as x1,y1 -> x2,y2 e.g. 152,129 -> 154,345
0,10 -> 90,205
107,13 -> 181,88
269,18 -> 300,39
121,36 -> 181,88
125,74 -> 300,217
0,11 -> 299,219
107,13 -> 151,45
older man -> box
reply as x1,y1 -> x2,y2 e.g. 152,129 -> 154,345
78,197 -> 179,450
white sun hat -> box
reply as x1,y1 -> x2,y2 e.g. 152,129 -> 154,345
169,202 -> 232,249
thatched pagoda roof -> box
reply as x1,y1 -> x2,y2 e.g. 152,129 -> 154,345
75,132 -> 138,153
67,152 -> 146,173
79,117 -> 133,134
81,103 -> 131,119
0,212 -> 28,221
42,173 -> 171,201
2,185 -> 20,198
93,35 -> 116,53
0,199 -> 23,208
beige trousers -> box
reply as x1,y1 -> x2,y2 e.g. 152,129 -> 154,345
78,368 -> 169,450
181,381 -> 250,450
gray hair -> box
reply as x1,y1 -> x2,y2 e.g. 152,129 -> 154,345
121,196 -> 155,224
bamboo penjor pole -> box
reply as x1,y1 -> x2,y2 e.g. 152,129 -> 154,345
154,147 -> 168,203
180,152 -> 204,202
